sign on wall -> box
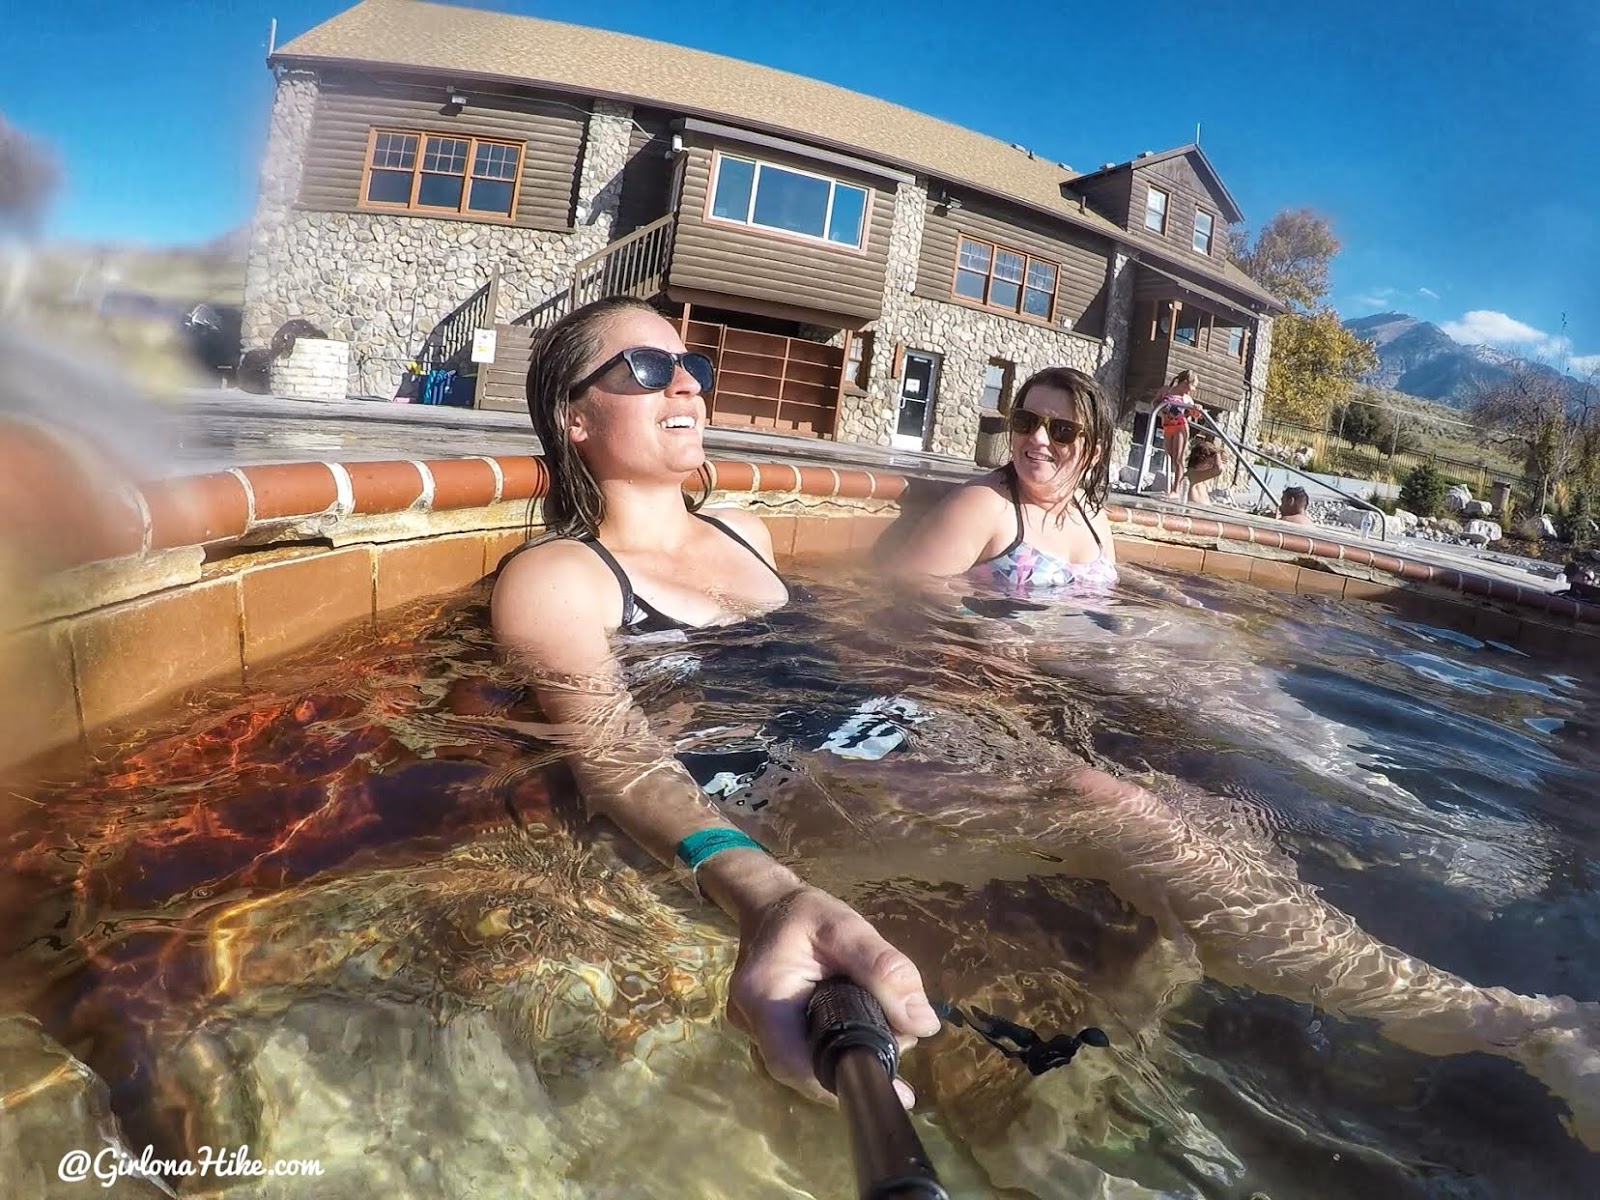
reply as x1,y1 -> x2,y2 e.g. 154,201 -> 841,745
470,328 -> 498,364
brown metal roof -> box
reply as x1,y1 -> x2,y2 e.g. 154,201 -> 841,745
273,0 -> 1282,312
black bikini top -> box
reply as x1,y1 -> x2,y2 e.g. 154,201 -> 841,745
577,513 -> 789,635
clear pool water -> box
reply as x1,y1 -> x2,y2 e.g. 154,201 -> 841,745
4,563 -> 1597,1198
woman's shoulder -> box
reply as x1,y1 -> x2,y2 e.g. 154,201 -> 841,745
492,534 -> 615,614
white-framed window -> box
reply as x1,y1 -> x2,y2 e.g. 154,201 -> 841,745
708,153 -> 869,248
1144,185 -> 1169,234
1224,324 -> 1246,358
1193,209 -> 1215,255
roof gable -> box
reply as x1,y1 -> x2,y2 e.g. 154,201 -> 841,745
1071,144 -> 1244,224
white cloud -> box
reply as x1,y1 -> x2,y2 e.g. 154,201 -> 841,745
1440,310 -> 1551,346
1417,287 -> 1439,300
1354,292 -> 1393,310
1440,309 -> 1599,373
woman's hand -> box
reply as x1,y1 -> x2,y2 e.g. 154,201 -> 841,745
719,873 -> 941,1108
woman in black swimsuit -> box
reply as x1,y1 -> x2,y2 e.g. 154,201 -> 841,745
490,296 -> 938,1108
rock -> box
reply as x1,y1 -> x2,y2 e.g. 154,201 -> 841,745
1520,515 -> 1558,539
1463,499 -> 1494,518
1329,506 -> 1379,535
1465,519 -> 1502,543
1392,508 -> 1420,532
0,1013 -> 167,1198
1445,485 -> 1473,514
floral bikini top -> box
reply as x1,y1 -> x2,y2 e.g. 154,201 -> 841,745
970,469 -> 1119,598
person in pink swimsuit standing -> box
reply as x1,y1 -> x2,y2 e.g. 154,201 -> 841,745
1155,370 -> 1203,498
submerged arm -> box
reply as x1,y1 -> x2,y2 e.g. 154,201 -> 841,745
490,543 -> 939,1100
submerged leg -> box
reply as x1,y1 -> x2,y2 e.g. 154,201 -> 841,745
910,762 -> 1600,1146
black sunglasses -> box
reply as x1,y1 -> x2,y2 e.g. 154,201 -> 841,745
570,346 -> 715,397
1009,408 -> 1087,446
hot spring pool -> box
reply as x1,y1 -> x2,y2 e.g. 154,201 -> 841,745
4,560 -> 1598,1199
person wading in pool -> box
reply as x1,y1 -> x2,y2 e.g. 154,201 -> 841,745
490,295 -> 939,1109
882,367 -> 1600,1147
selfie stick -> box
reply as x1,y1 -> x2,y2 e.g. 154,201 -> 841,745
806,978 -> 950,1200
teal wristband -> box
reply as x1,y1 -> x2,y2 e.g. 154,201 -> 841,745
675,827 -> 768,873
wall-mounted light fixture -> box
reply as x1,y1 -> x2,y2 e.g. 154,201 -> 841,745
666,132 -> 685,158
442,87 -> 467,115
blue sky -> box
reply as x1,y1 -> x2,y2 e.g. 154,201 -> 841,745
4,0 -> 1596,371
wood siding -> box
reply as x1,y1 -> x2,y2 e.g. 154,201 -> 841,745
616,108 -> 676,236
1074,172 -> 1133,228
1132,155 -> 1227,265
298,74 -> 586,229
669,144 -> 893,324
915,198 -> 1113,337
1126,269 -> 1248,411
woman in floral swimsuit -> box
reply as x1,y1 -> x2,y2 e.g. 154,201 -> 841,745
884,365 -> 1118,597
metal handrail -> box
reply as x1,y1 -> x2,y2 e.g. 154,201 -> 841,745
1192,409 -> 1386,520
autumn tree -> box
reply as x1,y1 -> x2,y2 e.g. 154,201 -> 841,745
1230,209 -> 1376,427
1470,361 -> 1596,511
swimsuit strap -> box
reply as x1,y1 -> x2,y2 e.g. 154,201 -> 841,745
694,512 -> 787,586
577,535 -> 638,626
996,464 -> 1026,560
1074,495 -> 1104,555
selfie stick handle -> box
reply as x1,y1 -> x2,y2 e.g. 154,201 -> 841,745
806,977 -> 950,1200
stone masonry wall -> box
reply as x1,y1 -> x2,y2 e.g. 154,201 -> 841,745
835,181 -> 1123,459
242,75 -> 634,398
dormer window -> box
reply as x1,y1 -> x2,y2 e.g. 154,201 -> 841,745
1193,210 -> 1215,255
1144,186 -> 1168,234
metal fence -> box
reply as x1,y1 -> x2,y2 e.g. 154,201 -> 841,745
1258,416 -> 1535,494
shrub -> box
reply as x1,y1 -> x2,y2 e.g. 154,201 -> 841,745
1399,463 -> 1447,518
1557,491 -> 1597,547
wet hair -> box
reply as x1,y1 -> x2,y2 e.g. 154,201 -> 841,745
524,295 -> 708,537
1013,366 -> 1115,508
1187,438 -> 1220,470
1280,485 -> 1310,516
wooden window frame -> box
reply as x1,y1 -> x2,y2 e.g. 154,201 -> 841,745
1144,185 -> 1169,235
704,150 -> 872,253
950,234 -> 1060,323
979,357 -> 1016,413
1192,209 -> 1215,255
359,127 -> 525,223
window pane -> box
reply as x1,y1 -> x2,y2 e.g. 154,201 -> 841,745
751,165 -> 831,238
1023,287 -> 1052,318
1227,326 -> 1245,355
372,132 -> 417,169
826,184 -> 867,246
992,249 -> 1025,283
989,280 -> 1021,310
1174,309 -> 1201,346
1193,211 -> 1214,253
1145,187 -> 1167,232
417,173 -> 464,208
468,177 -> 515,215
366,169 -> 413,204
423,137 -> 468,174
957,238 -> 991,272
473,142 -> 519,181
711,157 -> 755,220
984,363 -> 1005,389
1026,261 -> 1057,293
954,269 -> 987,301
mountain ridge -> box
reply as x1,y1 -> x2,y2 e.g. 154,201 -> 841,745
1343,311 -> 1586,409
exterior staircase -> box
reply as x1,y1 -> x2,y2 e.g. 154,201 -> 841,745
415,215 -> 676,414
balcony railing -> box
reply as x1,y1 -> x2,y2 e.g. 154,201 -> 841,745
512,215 -> 676,331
